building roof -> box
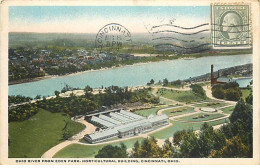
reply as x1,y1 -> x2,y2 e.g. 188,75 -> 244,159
109,113 -> 132,122
115,112 -> 135,120
86,109 -> 121,117
86,114 -> 169,141
91,116 -> 115,128
120,110 -> 145,120
87,128 -> 118,140
217,77 -> 233,83
99,115 -> 121,125
118,122 -> 152,133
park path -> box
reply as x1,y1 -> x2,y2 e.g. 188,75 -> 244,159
202,86 -> 237,105
172,115 -> 229,123
41,117 -> 96,158
153,85 -> 191,91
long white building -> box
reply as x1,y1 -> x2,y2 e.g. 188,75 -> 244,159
84,109 -> 169,143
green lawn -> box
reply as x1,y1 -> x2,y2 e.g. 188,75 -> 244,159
166,84 -> 183,89
159,97 -> 175,105
150,118 -> 229,139
134,106 -> 165,117
221,106 -> 235,115
195,102 -> 228,108
54,137 -> 144,158
157,88 -> 206,103
9,108 -> 85,158
162,107 -> 194,117
149,120 -> 203,139
208,118 -> 230,126
177,113 -> 226,122
241,88 -> 251,100
197,82 -> 210,87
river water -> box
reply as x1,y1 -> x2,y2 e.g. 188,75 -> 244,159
9,54 -> 252,98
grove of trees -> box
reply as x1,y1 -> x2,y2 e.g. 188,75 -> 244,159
212,82 -> 242,101
95,143 -> 128,158
8,95 -> 32,105
9,103 -> 38,122
9,85 -> 159,121
190,84 -> 206,98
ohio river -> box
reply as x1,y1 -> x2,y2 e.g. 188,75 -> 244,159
9,54 -> 252,98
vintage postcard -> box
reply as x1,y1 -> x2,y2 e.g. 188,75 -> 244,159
0,0 -> 259,165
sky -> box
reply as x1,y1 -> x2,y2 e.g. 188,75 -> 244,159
9,6 -> 210,33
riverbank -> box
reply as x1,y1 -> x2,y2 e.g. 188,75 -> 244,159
8,51 -> 252,86
9,75 -> 54,85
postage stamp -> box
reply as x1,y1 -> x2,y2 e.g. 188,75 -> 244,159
211,4 -> 251,48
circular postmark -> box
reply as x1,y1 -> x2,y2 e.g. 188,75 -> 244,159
95,23 -> 132,52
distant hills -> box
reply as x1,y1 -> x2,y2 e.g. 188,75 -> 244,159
8,32 -> 251,54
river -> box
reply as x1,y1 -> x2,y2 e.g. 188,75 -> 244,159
9,54 -> 252,98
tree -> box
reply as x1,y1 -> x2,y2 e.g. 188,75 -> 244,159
150,79 -> 155,85
230,100 -> 252,131
246,90 -> 252,105
212,82 -> 241,101
161,139 -> 174,158
84,85 -> 93,93
180,131 -> 200,158
62,129 -> 73,140
212,85 -> 225,99
95,143 -> 128,158
173,130 -> 187,146
171,79 -> 182,86
54,90 -> 60,97
213,130 -> 227,151
35,95 -> 41,100
190,84 -> 206,98
163,78 -> 169,86
209,136 -> 251,158
135,137 -> 162,158
225,89 -> 241,101
198,123 -> 217,157
130,141 -> 142,158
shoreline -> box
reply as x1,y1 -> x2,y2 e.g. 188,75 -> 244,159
9,75 -> 54,85
8,53 -> 252,86
8,59 -> 178,85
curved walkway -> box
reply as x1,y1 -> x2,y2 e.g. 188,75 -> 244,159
41,117 -> 96,158
172,115 -> 229,123
202,85 -> 237,105
153,85 -> 191,91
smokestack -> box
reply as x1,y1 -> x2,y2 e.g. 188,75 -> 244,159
211,64 -> 214,78
211,64 -> 214,85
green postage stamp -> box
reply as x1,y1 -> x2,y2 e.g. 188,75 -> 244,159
211,4 -> 251,48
